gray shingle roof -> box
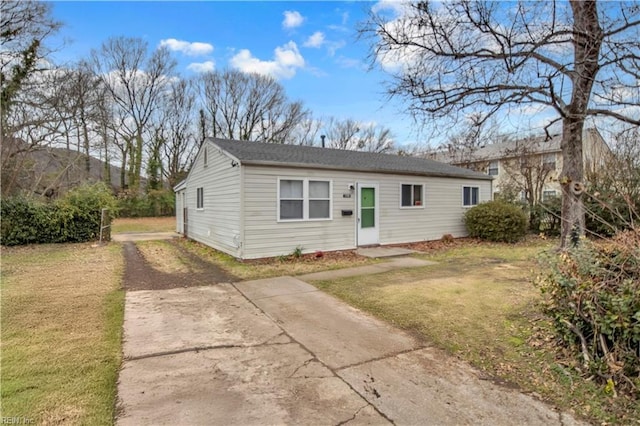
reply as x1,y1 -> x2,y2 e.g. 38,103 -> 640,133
459,135 -> 561,162
210,138 -> 492,180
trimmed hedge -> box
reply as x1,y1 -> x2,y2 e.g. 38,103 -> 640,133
1,183 -> 117,246
464,200 -> 528,243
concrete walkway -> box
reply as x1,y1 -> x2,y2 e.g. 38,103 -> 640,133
297,256 -> 435,281
356,246 -> 418,258
117,276 -> 586,425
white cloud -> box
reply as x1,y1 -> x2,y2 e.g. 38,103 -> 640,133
282,11 -> 304,29
336,56 -> 365,70
230,41 -> 305,80
304,32 -> 325,48
327,40 -> 346,56
187,61 -> 215,73
159,38 -> 214,56
372,0 -> 411,16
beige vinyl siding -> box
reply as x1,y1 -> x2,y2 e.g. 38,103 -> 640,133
241,165 -> 491,259
184,143 -> 241,256
243,168 -> 354,258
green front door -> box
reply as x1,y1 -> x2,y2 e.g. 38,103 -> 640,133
357,184 -> 379,245
360,187 -> 375,228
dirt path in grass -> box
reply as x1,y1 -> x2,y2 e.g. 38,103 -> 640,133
122,240 -> 237,291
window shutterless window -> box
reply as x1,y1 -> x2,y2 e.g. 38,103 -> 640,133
196,187 -> 204,209
463,186 -> 479,207
487,161 -> 499,176
401,184 -> 424,207
278,178 -> 331,221
543,190 -> 557,201
279,179 -> 304,220
542,153 -> 556,171
309,180 -> 330,219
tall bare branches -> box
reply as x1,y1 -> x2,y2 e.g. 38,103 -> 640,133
91,37 -> 176,191
363,0 -> 640,247
198,69 -> 309,143
323,117 -> 395,153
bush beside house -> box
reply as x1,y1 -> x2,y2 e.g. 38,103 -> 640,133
464,200 -> 528,243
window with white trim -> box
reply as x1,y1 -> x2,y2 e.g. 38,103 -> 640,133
278,178 -> 331,221
196,187 -> 204,209
309,180 -> 331,219
401,184 -> 424,207
543,190 -> 557,201
463,186 -> 479,207
487,161 -> 499,176
203,147 -> 208,166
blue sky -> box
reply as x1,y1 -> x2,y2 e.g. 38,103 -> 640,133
50,1 -> 416,147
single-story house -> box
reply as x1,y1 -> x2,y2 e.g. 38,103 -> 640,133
175,138 -> 493,259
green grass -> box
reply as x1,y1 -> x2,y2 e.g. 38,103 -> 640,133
1,243 -> 124,425
312,238 -> 636,425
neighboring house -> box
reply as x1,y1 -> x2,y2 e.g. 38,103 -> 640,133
175,138 -> 493,259
429,128 -> 609,204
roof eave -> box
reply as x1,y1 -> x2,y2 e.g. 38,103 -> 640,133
241,159 -> 493,181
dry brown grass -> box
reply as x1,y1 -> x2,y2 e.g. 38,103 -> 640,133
111,216 -> 175,233
312,239 -> 630,425
136,240 -> 194,274
176,238 -> 379,280
1,243 -> 124,425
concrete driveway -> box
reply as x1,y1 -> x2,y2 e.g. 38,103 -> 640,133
117,277 -> 585,425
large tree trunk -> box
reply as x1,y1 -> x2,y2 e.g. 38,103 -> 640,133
560,118 -> 586,247
131,132 -> 144,192
120,149 -> 127,191
560,0 -> 603,248
81,111 -> 91,176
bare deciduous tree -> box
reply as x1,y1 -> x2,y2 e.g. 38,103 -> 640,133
323,117 -> 395,153
436,114 -> 499,170
156,79 -> 198,187
198,69 -> 309,143
1,0 -> 60,122
1,0 -> 61,196
363,0 -> 640,247
91,36 -> 176,191
500,141 -> 557,208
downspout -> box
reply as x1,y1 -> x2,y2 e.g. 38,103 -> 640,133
238,162 -> 245,259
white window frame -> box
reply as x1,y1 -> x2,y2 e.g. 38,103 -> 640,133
542,190 -> 557,201
203,147 -> 208,167
462,186 -> 480,207
277,178 -> 332,222
196,187 -> 204,210
487,161 -> 499,176
399,183 -> 425,209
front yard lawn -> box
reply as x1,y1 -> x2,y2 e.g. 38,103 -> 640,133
1,243 -> 124,425
174,238 -> 380,280
311,238 -> 638,425
111,216 -> 175,233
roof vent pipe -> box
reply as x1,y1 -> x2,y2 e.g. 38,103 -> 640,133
321,135 -> 326,148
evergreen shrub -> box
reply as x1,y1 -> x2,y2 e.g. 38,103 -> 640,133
464,200 -> 528,243
1,182 -> 117,245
